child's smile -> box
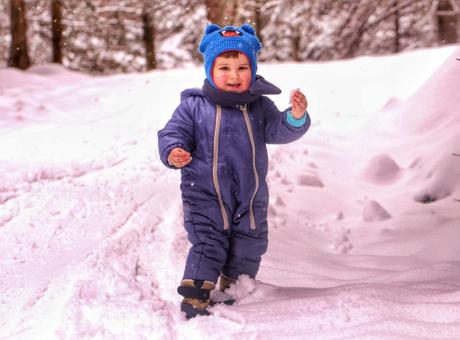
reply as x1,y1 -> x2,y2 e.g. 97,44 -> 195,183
212,53 -> 252,93
226,82 -> 243,89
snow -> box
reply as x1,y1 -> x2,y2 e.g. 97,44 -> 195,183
1,46 -> 460,339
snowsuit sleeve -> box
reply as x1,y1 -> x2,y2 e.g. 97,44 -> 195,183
157,99 -> 195,169
262,97 -> 311,144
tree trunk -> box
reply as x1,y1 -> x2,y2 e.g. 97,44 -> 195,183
143,11 -> 156,70
292,31 -> 301,61
8,0 -> 30,69
436,0 -> 459,43
254,0 -> 263,43
205,0 -> 239,26
393,0 -> 401,52
51,0 -> 63,64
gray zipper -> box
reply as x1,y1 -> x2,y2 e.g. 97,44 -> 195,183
212,104 -> 259,230
240,104 -> 259,230
212,105 -> 229,230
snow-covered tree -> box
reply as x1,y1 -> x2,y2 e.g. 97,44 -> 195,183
0,0 -> 455,72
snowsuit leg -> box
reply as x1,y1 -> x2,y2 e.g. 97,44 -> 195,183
182,198 -> 230,284
222,205 -> 268,280
182,198 -> 269,283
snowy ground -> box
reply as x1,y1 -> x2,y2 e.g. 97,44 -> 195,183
1,46 -> 460,339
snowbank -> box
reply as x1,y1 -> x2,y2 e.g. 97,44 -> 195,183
1,46 -> 459,339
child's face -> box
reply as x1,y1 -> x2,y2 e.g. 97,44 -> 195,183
212,53 -> 252,93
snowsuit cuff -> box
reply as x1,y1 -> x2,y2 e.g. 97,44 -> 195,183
286,110 -> 307,127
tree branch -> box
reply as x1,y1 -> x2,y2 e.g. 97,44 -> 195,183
364,0 -> 424,32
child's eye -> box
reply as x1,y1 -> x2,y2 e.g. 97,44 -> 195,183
219,66 -> 229,71
239,66 -> 249,70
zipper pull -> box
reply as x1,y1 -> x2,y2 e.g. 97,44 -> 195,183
237,104 -> 247,111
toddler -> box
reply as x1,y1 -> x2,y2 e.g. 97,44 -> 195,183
158,23 -> 310,318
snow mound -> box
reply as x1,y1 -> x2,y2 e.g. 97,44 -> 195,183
414,186 -> 453,204
398,47 -> 460,134
0,68 -> 55,89
363,153 -> 401,184
1,47 -> 460,339
28,63 -> 90,83
411,132 -> 460,204
297,173 -> 324,187
363,199 -> 392,222
380,97 -> 402,111
28,63 -> 74,76
225,275 -> 277,304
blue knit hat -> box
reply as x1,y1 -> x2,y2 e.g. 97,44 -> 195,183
198,23 -> 262,88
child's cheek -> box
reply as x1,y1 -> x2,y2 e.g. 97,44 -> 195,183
216,73 -> 226,82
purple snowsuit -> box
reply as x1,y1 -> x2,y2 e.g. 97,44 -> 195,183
158,77 -> 310,283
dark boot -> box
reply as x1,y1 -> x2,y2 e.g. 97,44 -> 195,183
177,279 -> 215,319
219,274 -> 237,292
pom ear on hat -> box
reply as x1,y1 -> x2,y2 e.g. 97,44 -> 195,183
240,23 -> 256,35
205,23 -> 221,34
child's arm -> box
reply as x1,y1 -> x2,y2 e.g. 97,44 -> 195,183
263,90 -> 311,144
158,100 -> 195,169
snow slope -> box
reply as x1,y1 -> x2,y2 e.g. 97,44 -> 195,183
0,46 -> 459,339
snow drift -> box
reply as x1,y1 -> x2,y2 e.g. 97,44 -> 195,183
0,46 -> 460,339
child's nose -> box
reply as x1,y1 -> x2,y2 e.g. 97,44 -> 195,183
230,70 -> 239,79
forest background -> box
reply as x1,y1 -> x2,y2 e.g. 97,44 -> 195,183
1,0 -> 460,74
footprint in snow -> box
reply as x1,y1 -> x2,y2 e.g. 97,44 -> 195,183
297,174 -> 324,187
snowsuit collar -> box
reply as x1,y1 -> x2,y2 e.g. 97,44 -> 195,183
202,75 -> 281,107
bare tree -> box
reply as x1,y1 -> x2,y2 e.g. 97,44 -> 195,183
143,8 -> 156,70
51,0 -> 63,64
435,0 -> 459,43
393,0 -> 401,52
205,0 -> 240,26
323,1 -> 387,59
8,0 -> 30,69
254,0 -> 263,38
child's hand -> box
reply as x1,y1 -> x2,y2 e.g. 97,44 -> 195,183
168,148 -> 192,168
290,89 -> 308,119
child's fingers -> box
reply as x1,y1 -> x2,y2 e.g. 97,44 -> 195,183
182,157 -> 193,166
170,158 -> 188,168
170,150 -> 190,159
172,148 -> 190,156
289,88 -> 300,104
290,89 -> 308,107
293,97 -> 305,109
293,92 -> 306,102
174,157 -> 192,168
171,150 -> 190,159
176,149 -> 190,156
171,155 -> 191,164
293,94 -> 307,108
